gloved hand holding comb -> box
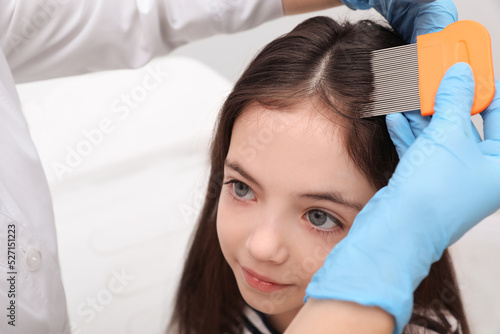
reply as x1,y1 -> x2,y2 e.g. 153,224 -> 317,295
341,0 -> 458,43
306,63 -> 500,334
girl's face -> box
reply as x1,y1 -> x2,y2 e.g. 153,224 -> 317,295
216,102 -> 377,331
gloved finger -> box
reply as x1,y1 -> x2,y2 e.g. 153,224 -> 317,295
399,111 -> 482,143
341,0 -> 457,43
478,82 -> 500,156
410,0 -> 458,43
341,0 -> 436,14
470,120 -> 482,144
342,0 -> 436,10
402,109 -> 431,138
340,0 -> 372,10
386,112 -> 415,157
480,79 -> 500,142
429,62 -> 475,132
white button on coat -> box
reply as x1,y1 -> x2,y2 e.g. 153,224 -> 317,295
24,248 -> 42,272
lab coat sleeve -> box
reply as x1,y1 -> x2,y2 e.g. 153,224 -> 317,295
0,50 -> 70,333
0,0 -> 284,83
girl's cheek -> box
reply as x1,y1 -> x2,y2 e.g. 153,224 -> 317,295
216,198 -> 246,258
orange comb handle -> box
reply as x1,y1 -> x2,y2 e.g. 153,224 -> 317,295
417,20 -> 495,116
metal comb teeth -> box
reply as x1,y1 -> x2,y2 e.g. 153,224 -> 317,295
360,43 -> 420,118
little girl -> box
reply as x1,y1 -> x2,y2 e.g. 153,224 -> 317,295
168,17 -> 469,334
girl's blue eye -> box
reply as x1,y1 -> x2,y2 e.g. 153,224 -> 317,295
231,181 -> 255,200
306,209 -> 341,230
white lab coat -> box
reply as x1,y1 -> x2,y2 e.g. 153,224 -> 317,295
0,1 -> 283,333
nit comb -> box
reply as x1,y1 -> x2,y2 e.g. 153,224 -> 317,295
361,20 -> 495,118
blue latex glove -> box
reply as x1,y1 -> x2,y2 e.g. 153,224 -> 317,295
341,0 -> 458,43
387,109 -> 482,158
305,63 -> 500,334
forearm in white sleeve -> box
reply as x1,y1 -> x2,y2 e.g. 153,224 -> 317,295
0,0 -> 284,83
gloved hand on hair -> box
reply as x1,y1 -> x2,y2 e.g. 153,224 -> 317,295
305,63 -> 500,334
341,0 -> 458,43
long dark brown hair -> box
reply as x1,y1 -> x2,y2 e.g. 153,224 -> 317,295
168,17 -> 470,334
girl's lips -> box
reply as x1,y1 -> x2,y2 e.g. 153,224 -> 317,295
242,267 -> 292,293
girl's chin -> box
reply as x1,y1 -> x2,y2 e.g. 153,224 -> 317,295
239,288 -> 303,317
251,302 -> 303,333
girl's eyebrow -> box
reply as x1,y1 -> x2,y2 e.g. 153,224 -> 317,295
224,159 -> 364,211
299,193 -> 364,211
224,160 -> 263,190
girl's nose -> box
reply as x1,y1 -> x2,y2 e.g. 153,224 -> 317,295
246,212 -> 289,264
